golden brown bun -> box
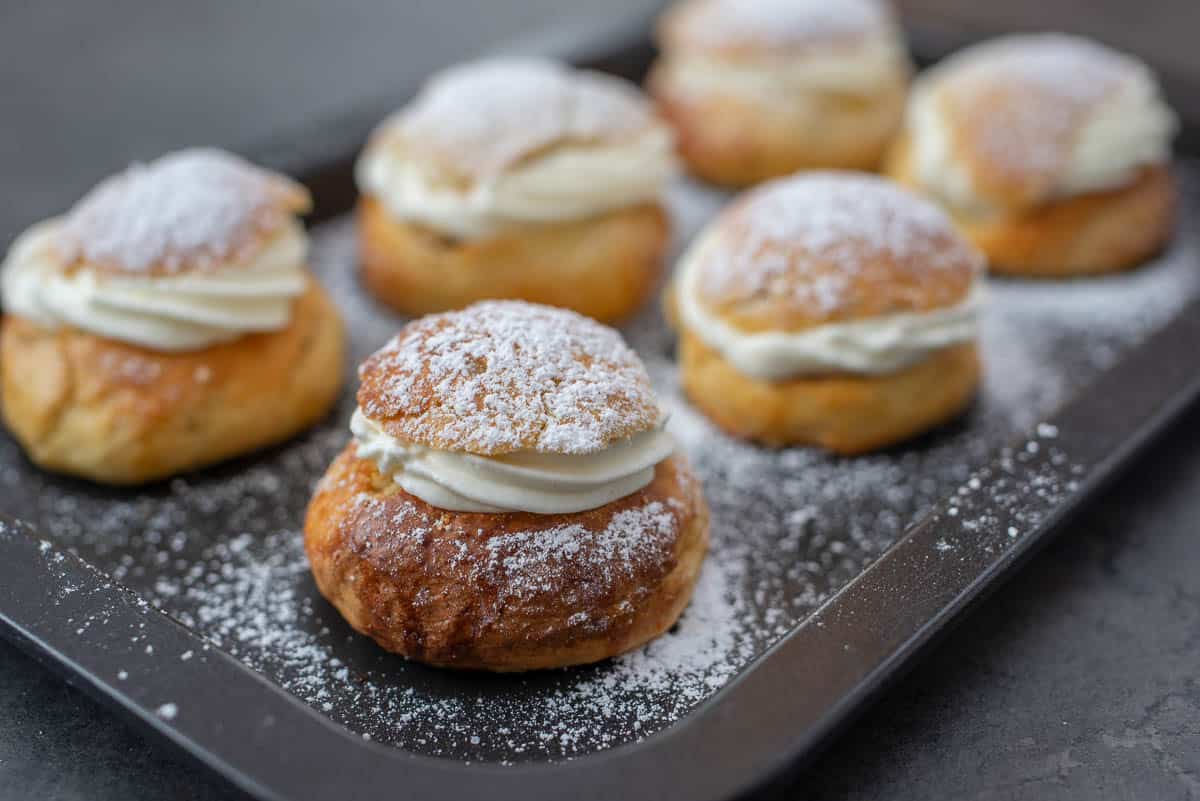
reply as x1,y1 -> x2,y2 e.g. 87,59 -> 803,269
357,299 -> 664,456
58,148 -> 311,277
648,66 -> 907,187
671,172 -> 981,452
679,331 -> 979,453
1,280 -> 344,485
357,196 -> 669,322
886,137 -> 1176,276
304,448 -> 709,671
901,34 -> 1170,215
688,172 -> 981,332
371,59 -> 663,183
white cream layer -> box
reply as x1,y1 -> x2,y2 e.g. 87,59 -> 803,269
350,408 -> 676,514
666,29 -> 907,102
355,129 -> 678,239
2,220 -> 309,351
909,67 -> 1177,211
676,232 -> 981,379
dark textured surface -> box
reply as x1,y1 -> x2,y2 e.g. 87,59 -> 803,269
4,411 -> 1200,801
796,415 -> 1200,801
4,2 -> 1200,800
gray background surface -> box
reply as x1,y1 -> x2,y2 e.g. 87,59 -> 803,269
2,1 -> 1199,799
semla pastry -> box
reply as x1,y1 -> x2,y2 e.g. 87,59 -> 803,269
0,149 -> 344,484
305,301 -> 709,671
355,59 -> 679,322
672,172 -> 983,453
649,0 -> 911,186
886,33 -> 1177,276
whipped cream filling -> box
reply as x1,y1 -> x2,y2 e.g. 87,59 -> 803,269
676,232 -> 981,379
2,220 -> 309,351
356,129 -> 678,238
350,408 -> 676,514
909,70 -> 1177,212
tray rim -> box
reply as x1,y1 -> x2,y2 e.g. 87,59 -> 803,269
3,17 -> 1200,801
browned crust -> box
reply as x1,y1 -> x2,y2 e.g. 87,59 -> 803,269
886,137 -> 1176,276
675,174 -> 980,333
64,173 -> 311,279
695,206 -> 977,334
356,301 -> 664,457
357,195 -> 669,322
0,280 -> 344,485
370,115 -> 663,188
73,214 -> 309,279
917,38 -> 1152,213
938,83 -> 1073,212
647,60 -> 907,187
304,449 -> 710,671
679,329 -> 980,453
369,61 -> 662,183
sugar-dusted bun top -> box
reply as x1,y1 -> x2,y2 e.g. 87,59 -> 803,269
914,33 -> 1175,208
372,59 -> 661,179
691,172 -> 981,332
659,0 -> 894,56
54,148 -> 310,276
357,301 -> 663,456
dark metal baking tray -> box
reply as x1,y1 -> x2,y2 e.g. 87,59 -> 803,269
4,22 -> 1200,801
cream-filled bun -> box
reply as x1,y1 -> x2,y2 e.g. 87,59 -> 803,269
1,148 -> 344,484
355,59 -> 678,321
887,33 -> 1177,275
649,0 -> 911,186
672,171 -> 983,453
305,300 -> 709,671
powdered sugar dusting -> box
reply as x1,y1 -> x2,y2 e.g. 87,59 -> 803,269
481,500 -> 678,605
57,148 -> 308,274
669,0 -> 889,51
337,481 -> 687,631
358,301 -> 662,455
698,172 -> 979,314
937,34 -> 1150,178
387,59 -> 656,177
4,166 -> 1198,764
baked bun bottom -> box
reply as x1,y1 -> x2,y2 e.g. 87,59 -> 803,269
305,448 -> 709,672
679,330 -> 980,453
648,68 -> 906,187
357,196 -> 669,323
1,281 -> 344,485
886,139 -> 1175,276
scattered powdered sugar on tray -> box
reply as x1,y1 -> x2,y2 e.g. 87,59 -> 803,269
2,166 -> 1197,763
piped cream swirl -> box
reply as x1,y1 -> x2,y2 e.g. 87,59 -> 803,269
676,230 -> 981,379
356,129 -> 678,239
1,220 -> 309,351
350,408 -> 676,514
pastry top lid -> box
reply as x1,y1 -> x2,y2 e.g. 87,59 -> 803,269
691,172 -> 981,332
54,148 -> 311,277
371,59 -> 661,179
357,301 -> 663,456
922,33 -> 1169,204
659,0 -> 894,57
